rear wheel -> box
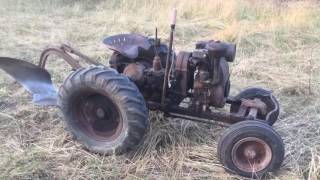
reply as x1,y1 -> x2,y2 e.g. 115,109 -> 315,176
217,120 -> 284,178
58,66 -> 149,154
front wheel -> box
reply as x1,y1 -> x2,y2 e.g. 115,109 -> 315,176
217,120 -> 284,178
230,87 -> 280,125
58,66 -> 149,154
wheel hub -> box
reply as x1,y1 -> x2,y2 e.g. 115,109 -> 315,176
96,107 -> 106,119
244,145 -> 257,159
72,93 -> 123,141
231,137 -> 272,173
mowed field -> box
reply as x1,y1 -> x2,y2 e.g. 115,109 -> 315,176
0,0 -> 320,179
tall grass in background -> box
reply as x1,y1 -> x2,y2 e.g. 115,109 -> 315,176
1,0 -> 318,50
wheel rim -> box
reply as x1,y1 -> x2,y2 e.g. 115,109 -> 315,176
72,92 -> 123,141
231,137 -> 272,173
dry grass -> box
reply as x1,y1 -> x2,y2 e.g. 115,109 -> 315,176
0,0 -> 320,179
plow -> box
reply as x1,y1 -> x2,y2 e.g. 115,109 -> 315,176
0,10 -> 284,178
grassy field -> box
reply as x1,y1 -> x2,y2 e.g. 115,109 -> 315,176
0,0 -> 320,179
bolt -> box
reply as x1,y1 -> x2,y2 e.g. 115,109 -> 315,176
244,146 -> 257,159
96,108 -> 105,118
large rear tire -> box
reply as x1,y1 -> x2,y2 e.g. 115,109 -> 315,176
58,66 -> 149,154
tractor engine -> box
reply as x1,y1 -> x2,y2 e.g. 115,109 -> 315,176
109,36 -> 236,111
170,40 -> 236,111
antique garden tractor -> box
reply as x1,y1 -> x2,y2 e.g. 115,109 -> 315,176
0,11 -> 284,178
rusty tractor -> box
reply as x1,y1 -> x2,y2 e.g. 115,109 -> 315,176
0,10 -> 284,178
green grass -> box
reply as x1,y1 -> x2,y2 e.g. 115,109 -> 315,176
0,0 -> 320,179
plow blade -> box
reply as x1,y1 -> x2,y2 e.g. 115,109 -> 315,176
0,57 -> 57,106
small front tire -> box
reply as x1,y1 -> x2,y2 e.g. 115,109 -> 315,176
217,120 -> 284,178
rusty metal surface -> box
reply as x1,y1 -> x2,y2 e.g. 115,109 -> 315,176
103,34 -> 151,59
146,100 -> 256,125
241,98 -> 267,115
174,51 -> 190,96
193,58 -> 229,109
39,44 -> 102,70
231,137 -> 272,173
230,88 -> 279,124
152,55 -> 162,71
60,44 -> 102,66
73,93 -> 123,141
0,57 -> 57,106
39,46 -> 81,69
233,98 -> 268,120
207,58 -> 229,108
165,104 -> 251,124
123,63 -> 145,83
197,40 -> 236,62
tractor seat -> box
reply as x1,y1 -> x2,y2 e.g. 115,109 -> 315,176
103,34 -> 151,59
